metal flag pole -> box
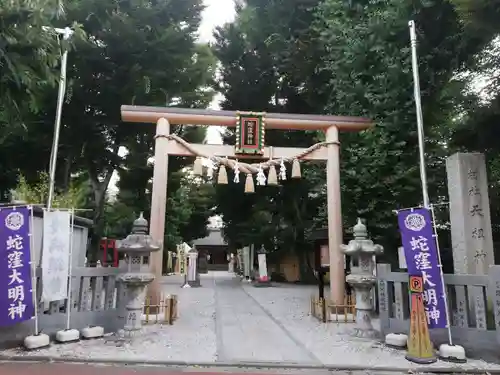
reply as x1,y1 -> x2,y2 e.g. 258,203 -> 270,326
65,208 -> 75,330
28,206 -> 40,334
23,206 -> 50,349
408,20 -> 430,209
44,26 -> 74,211
430,205 -> 453,346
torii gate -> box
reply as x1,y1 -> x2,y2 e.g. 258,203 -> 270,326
120,105 -> 373,309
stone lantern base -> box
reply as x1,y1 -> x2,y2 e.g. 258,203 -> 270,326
347,275 -> 379,339
117,273 -> 154,335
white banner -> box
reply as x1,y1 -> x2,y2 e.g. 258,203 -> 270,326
42,210 -> 71,302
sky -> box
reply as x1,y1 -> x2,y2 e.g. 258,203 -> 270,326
200,0 -> 236,145
199,0 -> 236,45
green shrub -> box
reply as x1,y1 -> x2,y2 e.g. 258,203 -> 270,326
11,172 -> 85,208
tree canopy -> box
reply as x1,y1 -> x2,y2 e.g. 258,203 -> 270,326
2,0 -> 500,272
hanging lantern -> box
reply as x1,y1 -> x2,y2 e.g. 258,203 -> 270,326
291,159 -> 301,179
218,164 -> 228,184
268,165 -> 278,186
193,157 -> 203,176
244,174 -> 255,193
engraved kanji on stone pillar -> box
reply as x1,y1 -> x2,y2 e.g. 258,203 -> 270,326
446,153 -> 494,275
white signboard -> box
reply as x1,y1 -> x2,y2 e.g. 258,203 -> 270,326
42,210 -> 71,302
177,243 -> 188,275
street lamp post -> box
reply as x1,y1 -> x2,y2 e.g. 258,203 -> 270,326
43,26 -> 74,210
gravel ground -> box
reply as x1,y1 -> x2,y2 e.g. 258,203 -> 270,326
241,282 -> 500,371
2,272 -> 500,372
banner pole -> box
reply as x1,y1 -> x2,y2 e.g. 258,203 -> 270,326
28,206 -> 40,334
65,208 -> 75,330
409,20 -> 430,208
429,204 -> 453,345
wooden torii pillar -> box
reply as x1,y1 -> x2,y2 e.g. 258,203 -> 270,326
120,106 -> 372,309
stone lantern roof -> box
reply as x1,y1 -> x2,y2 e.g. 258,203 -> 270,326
116,213 -> 161,256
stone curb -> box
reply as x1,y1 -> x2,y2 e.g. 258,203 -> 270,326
0,355 -> 498,374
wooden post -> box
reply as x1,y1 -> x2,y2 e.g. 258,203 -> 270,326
318,269 -> 326,323
326,125 -> 345,307
148,118 -> 170,312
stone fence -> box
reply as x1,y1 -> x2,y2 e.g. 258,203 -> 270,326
377,263 -> 500,358
0,265 -> 126,349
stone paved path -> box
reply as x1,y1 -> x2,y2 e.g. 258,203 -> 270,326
213,273 -> 319,364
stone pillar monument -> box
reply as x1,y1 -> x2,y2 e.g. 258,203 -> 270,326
186,247 -> 200,287
341,219 -> 383,338
254,245 -> 271,287
446,153 -> 494,275
116,213 -> 161,336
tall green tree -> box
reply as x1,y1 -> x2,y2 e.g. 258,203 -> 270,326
0,0 -> 84,199
213,0 -> 327,280
0,0 -> 73,129
314,0 -> 495,258
31,0 -> 216,246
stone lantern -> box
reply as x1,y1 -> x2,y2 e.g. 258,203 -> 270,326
341,218 -> 383,338
116,213 -> 161,335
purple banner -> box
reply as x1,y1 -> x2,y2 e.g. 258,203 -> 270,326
0,207 -> 34,326
398,207 -> 447,329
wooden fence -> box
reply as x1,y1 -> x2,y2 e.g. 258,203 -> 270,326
377,263 -> 500,357
143,293 -> 178,325
310,294 -> 356,323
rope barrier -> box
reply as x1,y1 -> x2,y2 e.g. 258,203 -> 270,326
156,133 -> 339,175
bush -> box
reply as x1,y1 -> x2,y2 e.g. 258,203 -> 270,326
11,172 -> 85,208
